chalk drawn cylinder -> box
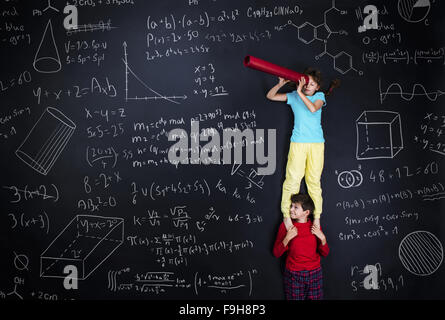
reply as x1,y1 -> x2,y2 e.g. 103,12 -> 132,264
16,107 -> 76,175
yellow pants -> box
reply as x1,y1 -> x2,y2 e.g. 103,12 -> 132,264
281,142 -> 324,219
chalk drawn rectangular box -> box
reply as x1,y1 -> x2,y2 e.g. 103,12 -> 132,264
40,215 -> 124,280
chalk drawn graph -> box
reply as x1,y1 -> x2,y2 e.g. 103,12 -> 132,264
379,78 -> 445,103
122,42 -> 187,104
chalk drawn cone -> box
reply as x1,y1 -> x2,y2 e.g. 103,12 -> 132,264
16,107 -> 76,175
33,19 -> 62,73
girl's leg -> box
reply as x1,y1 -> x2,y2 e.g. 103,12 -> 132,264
281,143 -> 307,230
305,143 -> 324,227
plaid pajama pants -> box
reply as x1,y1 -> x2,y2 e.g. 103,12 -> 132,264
284,267 -> 323,300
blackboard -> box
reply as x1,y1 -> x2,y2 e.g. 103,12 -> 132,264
1,0 -> 444,301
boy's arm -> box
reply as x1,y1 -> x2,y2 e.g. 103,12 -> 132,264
317,237 -> 329,257
312,225 -> 329,257
273,223 -> 289,257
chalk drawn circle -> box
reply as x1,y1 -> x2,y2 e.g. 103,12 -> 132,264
399,231 -> 443,276
338,171 -> 355,188
398,0 -> 430,23
338,170 -> 362,189
13,252 -> 29,271
350,170 -> 363,187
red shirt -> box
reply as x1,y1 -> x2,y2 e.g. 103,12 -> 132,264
273,221 -> 329,271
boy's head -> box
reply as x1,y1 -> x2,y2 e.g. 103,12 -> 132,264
289,194 -> 315,221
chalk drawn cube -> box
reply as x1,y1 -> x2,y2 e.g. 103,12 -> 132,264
40,215 -> 124,280
356,110 -> 403,160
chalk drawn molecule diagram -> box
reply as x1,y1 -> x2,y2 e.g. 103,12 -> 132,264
276,0 -> 362,75
399,231 -> 443,276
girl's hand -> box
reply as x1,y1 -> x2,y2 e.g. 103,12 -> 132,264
296,77 -> 306,93
282,226 -> 298,247
285,226 -> 298,241
278,77 -> 290,86
311,225 -> 326,244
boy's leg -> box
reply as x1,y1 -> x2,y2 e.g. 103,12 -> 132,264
307,267 -> 323,300
281,143 -> 307,229
283,269 -> 306,300
305,143 -> 324,225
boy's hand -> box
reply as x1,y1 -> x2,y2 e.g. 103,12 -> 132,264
296,77 -> 306,93
311,225 -> 327,245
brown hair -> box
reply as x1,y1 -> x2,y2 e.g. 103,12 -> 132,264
302,67 -> 341,97
290,193 -> 315,216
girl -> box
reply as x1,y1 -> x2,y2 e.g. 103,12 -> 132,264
266,67 -> 340,230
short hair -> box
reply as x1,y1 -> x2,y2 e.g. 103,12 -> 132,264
290,193 -> 315,215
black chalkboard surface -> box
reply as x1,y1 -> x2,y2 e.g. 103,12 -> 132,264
1,0 -> 444,300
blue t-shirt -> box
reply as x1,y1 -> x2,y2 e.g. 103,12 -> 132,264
286,91 -> 326,143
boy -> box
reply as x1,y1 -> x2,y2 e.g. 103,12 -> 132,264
273,193 -> 329,300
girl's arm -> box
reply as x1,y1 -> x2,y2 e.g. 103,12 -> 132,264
297,93 -> 324,113
296,78 -> 324,113
266,77 -> 289,102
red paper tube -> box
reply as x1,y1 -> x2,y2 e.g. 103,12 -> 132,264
244,55 -> 309,83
